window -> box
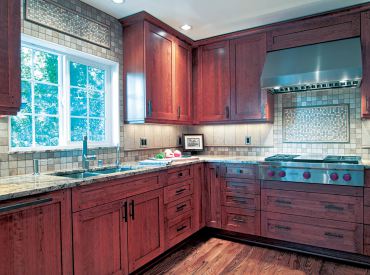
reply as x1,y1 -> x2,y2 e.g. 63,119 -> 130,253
10,37 -> 119,151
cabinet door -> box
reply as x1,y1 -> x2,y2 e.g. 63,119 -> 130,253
230,34 -> 272,121
73,201 -> 127,275
362,11 -> 370,119
127,189 -> 164,273
0,191 -> 72,275
0,0 -> 21,115
199,41 -> 231,122
205,164 -> 222,228
174,40 -> 192,123
193,163 -> 205,230
145,22 -> 176,121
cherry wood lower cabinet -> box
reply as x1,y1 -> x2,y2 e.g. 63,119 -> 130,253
222,207 -> 260,235
365,225 -> 370,256
0,191 -> 72,275
205,164 -> 223,228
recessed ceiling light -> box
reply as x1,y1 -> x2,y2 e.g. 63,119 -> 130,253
112,0 -> 124,3
180,24 -> 192,31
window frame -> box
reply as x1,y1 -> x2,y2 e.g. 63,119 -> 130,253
9,35 -> 120,152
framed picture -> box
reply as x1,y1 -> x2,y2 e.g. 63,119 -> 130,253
183,134 -> 204,152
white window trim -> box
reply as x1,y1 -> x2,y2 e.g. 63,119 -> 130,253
9,34 -> 120,152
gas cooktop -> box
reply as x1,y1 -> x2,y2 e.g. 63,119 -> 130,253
264,154 -> 361,164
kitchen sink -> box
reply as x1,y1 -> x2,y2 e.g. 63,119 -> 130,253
57,171 -> 102,179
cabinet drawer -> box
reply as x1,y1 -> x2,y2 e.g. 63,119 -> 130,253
166,195 -> 193,220
221,207 -> 260,235
261,189 -> 363,223
167,166 -> 193,185
365,188 -> 370,206
365,225 -> 370,245
72,174 -> 163,212
164,180 -> 193,204
222,178 -> 259,194
365,206 -> 370,225
261,212 -> 363,254
222,192 -> 260,210
365,170 -> 370,188
166,212 -> 193,247
224,164 -> 257,179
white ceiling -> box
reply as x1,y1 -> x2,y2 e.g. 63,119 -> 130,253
81,0 -> 369,40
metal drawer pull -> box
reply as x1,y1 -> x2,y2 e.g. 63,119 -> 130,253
231,198 -> 247,204
178,172 -> 183,177
176,225 -> 187,232
0,198 -> 53,213
274,225 -> 291,231
324,204 -> 344,211
176,204 -> 187,212
232,217 -> 246,223
275,199 -> 292,205
122,201 -> 128,222
129,200 -> 135,220
324,232 -> 343,239
239,169 -> 243,174
175,188 -> 187,195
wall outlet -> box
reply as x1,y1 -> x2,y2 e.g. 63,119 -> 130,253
245,136 -> 252,145
140,138 -> 147,148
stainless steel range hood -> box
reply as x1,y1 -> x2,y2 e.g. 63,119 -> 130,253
261,38 -> 362,93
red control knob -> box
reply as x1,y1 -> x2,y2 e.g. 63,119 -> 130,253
330,173 -> 339,181
303,172 -> 311,179
267,171 -> 275,177
343,174 -> 352,182
278,171 -> 286,178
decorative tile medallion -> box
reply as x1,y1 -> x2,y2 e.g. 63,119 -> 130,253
283,104 -> 349,143
25,0 -> 111,49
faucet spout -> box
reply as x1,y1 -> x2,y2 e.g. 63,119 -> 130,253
82,136 -> 96,170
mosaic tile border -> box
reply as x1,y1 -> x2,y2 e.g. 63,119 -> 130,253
25,0 -> 111,49
282,104 -> 350,143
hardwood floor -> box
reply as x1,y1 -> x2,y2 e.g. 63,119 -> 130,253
140,237 -> 370,275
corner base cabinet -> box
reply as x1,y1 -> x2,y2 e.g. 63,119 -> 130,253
0,191 -> 72,275
362,10 -> 370,119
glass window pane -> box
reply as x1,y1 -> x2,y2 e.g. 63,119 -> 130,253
70,62 -> 87,88
21,47 -> 32,79
88,66 -> 105,90
89,90 -> 105,117
35,116 -> 59,146
89,118 -> 105,142
20,81 -> 32,113
70,88 -> 87,116
10,115 -> 32,148
34,83 -> 59,115
71,118 -> 87,142
33,50 -> 58,84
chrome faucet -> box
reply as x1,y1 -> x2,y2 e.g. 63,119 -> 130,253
82,136 -> 96,170
115,144 -> 121,168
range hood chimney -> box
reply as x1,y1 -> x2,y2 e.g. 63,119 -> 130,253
260,38 -> 362,94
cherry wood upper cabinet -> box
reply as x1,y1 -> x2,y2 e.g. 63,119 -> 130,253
230,33 -> 273,122
197,41 -> 231,123
0,191 -> 72,275
122,14 -> 192,124
0,0 -> 21,115
361,11 -> 370,119
267,13 -> 360,51
174,40 -> 192,122
127,189 -> 164,273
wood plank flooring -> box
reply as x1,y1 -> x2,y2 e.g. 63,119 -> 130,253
141,237 -> 370,275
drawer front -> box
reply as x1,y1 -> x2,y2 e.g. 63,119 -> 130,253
261,189 -> 363,223
221,206 -> 260,235
261,212 -> 363,254
365,226 -> 370,256
365,188 -> 370,206
365,170 -> 370,188
365,206 -> 370,225
166,213 -> 193,247
164,180 -> 193,204
166,195 -> 193,220
72,174 -> 163,212
222,178 -> 259,194
167,166 -> 193,185
222,192 -> 260,210
224,165 -> 257,179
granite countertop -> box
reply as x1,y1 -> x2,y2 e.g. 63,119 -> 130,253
0,155 -> 368,202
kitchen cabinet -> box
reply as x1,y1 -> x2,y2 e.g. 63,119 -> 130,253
122,17 -> 192,124
127,189 -> 165,273
230,33 -> 273,122
193,163 -> 206,230
267,13 -> 360,51
0,0 -> 21,115
0,191 -> 72,275
361,11 -> 370,119
205,164 -> 222,228
197,41 -> 231,123
364,170 -> 370,255
73,201 -> 128,275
